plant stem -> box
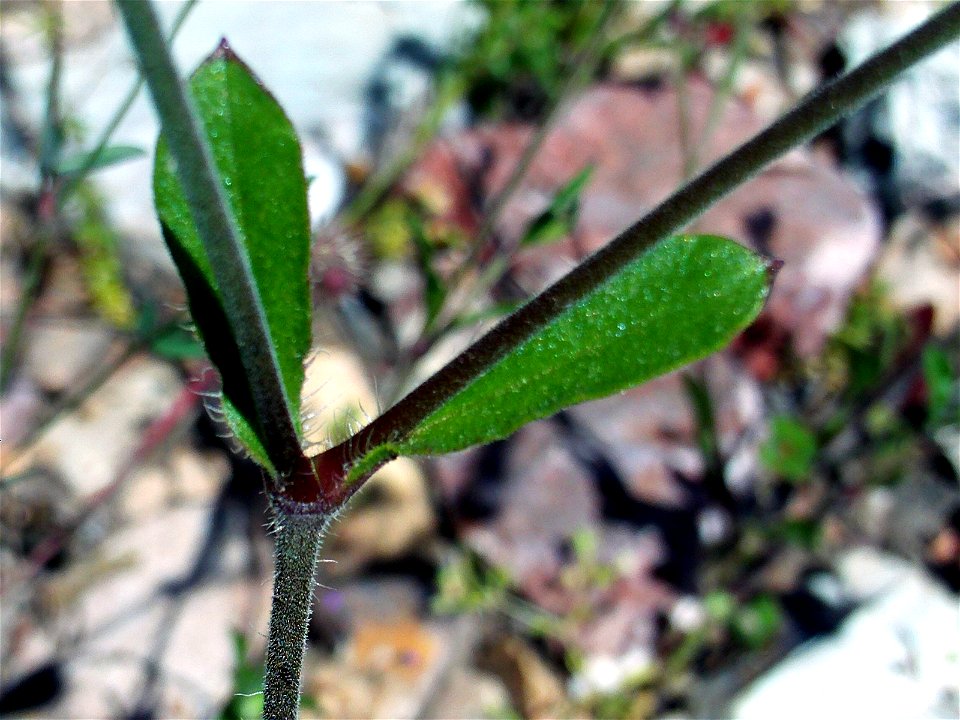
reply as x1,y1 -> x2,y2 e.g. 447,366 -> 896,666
293,0 -> 960,505
692,4 -> 752,174
343,70 -> 464,225
262,512 -> 326,720
115,0 -> 301,474
59,0 -> 198,204
0,3 -> 63,393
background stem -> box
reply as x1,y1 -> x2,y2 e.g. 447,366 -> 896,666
59,0 -> 198,204
262,512 -> 327,720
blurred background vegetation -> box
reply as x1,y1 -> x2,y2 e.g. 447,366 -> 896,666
1,1 -> 957,718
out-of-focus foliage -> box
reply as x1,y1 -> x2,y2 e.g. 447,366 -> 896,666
760,414 -> 818,483
72,185 -> 137,329
457,0 -> 616,120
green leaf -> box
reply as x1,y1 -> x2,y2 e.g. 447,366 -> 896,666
56,144 -> 145,177
520,165 -> 593,246
760,414 -> 818,483
922,346 -> 958,428
150,325 -> 206,361
449,301 -> 522,330
409,213 -> 447,330
73,185 -> 137,329
396,234 -> 770,457
733,594 -> 783,649
153,45 -> 311,472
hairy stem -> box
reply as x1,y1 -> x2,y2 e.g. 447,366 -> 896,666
115,0 -> 301,473
263,512 -> 326,720
290,1 -> 960,506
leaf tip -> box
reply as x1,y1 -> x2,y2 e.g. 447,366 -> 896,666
765,257 -> 784,283
212,36 -> 236,61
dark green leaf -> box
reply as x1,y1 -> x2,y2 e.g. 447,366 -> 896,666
396,234 -> 770,458
922,346 -> 958,428
520,165 -> 593,246
760,414 -> 818,483
153,46 -> 311,471
409,213 -> 447,329
151,325 -> 206,361
450,301 -> 522,331
733,595 -> 782,649
56,144 -> 145,177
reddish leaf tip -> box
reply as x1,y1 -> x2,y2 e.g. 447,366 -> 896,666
766,257 -> 784,282
212,37 -> 236,61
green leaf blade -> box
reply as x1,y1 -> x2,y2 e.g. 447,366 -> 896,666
56,144 -> 146,177
520,165 -> 593,247
397,234 -> 770,456
153,44 -> 311,472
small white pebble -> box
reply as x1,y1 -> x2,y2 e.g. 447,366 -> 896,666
670,595 -> 707,632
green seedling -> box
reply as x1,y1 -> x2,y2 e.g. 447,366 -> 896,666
114,1 -> 960,717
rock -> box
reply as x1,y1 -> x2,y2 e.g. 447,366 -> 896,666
41,504 -> 266,719
324,456 -> 435,574
838,6 -> 960,209
300,346 -> 435,571
568,647 -> 654,700
0,376 -> 45,448
120,446 -> 229,519
480,635 -> 571,719
21,320 -> 119,393
423,665 -> 513,720
9,355 -> 183,496
734,548 -> 960,720
453,421 -> 601,583
568,354 -> 764,504
307,614 -> 481,719
30,254 -> 91,318
876,211 -> 960,335
432,355 -> 758,663
300,346 -> 378,454
0,196 -> 30,247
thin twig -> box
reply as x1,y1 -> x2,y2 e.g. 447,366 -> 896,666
58,0 -> 198,203
692,5 -> 752,173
